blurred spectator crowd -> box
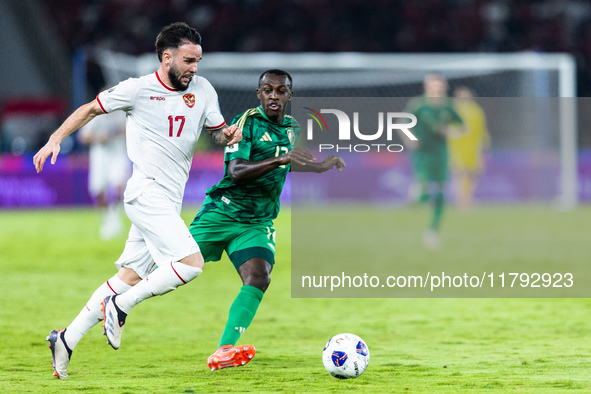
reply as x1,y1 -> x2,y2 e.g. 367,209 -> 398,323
44,0 -> 591,95
44,0 -> 589,53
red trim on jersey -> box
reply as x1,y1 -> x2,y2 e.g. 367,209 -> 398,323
96,95 -> 108,113
106,280 -> 118,295
206,121 -> 226,130
170,261 -> 187,284
155,71 -> 178,91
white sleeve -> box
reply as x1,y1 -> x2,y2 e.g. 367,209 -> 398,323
96,78 -> 140,114
202,79 -> 226,130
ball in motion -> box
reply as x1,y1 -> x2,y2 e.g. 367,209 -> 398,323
322,333 -> 370,379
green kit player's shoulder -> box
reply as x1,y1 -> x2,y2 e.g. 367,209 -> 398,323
232,107 -> 259,128
231,107 -> 261,139
284,114 -> 301,128
404,96 -> 426,114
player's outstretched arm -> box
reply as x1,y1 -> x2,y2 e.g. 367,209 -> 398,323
33,100 -> 104,173
291,154 -> 346,173
209,124 -> 242,147
228,147 -> 316,184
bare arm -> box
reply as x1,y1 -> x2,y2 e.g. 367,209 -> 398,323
209,124 -> 242,147
291,155 -> 346,173
33,99 -> 104,172
228,147 -> 317,185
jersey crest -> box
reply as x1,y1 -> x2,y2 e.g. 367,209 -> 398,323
287,128 -> 296,147
183,93 -> 195,108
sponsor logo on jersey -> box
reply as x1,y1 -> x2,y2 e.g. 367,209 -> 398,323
183,93 -> 195,108
260,132 -> 272,142
150,96 -> 165,101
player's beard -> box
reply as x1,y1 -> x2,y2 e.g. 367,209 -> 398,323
168,62 -> 191,91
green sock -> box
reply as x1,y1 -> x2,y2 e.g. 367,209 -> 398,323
431,192 -> 444,230
218,285 -> 264,348
418,192 -> 430,203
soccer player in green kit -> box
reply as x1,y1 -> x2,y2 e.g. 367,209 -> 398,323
189,69 -> 346,371
405,73 -> 463,249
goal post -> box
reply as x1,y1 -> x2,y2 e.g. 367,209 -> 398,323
90,50 -> 578,208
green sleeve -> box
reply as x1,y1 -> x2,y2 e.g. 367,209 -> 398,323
449,106 -> 464,125
225,119 -> 252,161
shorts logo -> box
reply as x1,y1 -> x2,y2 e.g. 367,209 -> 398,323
183,93 -> 195,108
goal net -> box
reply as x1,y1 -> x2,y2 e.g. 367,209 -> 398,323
90,50 -> 577,208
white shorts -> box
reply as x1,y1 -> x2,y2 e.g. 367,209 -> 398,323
88,146 -> 130,196
114,184 -> 199,278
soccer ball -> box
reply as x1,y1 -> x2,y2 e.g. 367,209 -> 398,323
322,333 -> 370,379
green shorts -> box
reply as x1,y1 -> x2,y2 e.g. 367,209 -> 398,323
188,204 -> 276,271
412,152 -> 448,182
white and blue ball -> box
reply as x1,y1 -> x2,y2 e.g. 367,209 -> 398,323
322,333 -> 370,379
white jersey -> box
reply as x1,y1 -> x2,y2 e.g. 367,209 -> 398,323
97,72 -> 226,203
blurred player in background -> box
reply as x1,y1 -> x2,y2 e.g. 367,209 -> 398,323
404,73 -> 463,249
33,22 -> 241,379
448,86 -> 490,210
79,108 -> 130,240
189,69 -> 345,371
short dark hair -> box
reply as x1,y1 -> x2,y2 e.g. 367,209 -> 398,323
258,69 -> 293,90
155,22 -> 202,62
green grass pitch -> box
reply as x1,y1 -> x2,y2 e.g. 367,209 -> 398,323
1,205 -> 591,392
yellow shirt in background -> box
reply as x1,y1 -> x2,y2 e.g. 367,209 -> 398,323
448,99 -> 490,172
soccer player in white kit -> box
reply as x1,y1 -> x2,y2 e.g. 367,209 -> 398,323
79,109 -> 129,240
33,22 -> 242,379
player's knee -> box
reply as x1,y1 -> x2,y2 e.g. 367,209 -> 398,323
239,259 -> 272,292
117,267 -> 142,286
179,252 -> 205,269
244,273 -> 271,292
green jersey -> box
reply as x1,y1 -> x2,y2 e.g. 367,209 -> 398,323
204,106 -> 300,223
405,96 -> 463,157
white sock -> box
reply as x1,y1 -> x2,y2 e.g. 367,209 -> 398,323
64,275 -> 131,349
115,261 -> 202,314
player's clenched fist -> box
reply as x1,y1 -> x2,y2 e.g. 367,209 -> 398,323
223,124 -> 242,146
